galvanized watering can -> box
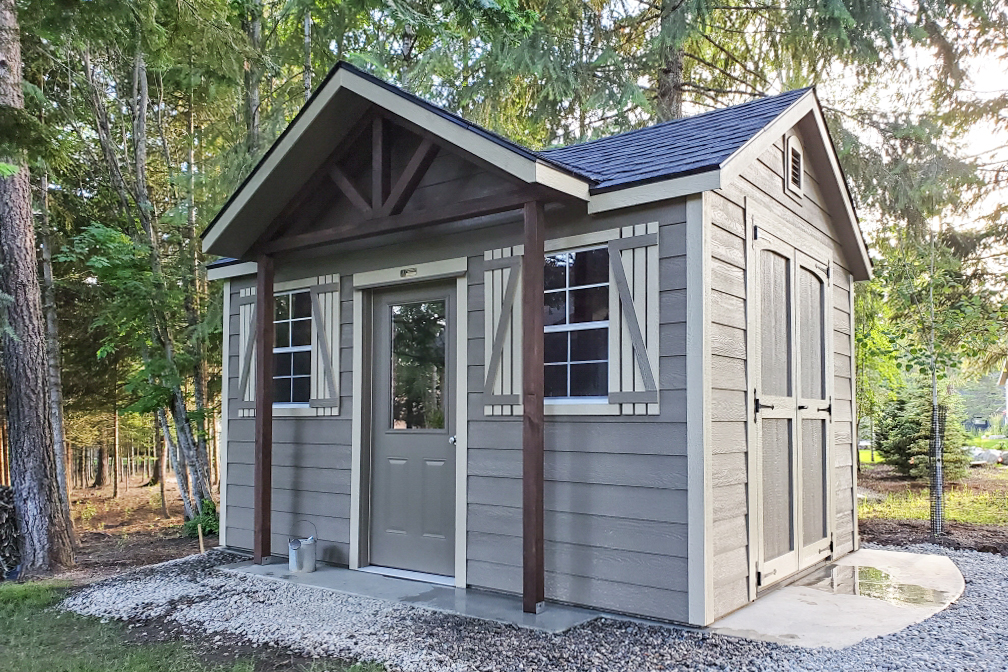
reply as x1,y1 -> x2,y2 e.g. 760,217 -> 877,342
288,520 -> 317,573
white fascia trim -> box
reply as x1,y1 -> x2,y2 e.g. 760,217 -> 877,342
588,171 -> 721,214
535,161 -> 590,201
219,280 -> 231,547
339,75 -> 591,201
353,256 -> 467,290
202,71 -> 349,254
717,91 -> 872,280
207,262 -> 258,281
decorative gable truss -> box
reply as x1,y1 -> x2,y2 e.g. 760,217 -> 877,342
235,275 -> 341,417
482,224 -> 660,416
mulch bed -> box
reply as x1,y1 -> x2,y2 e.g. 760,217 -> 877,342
859,517 -> 1008,557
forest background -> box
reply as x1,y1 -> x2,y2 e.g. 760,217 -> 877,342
0,0 -> 1006,569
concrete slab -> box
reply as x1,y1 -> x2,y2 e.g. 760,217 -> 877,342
709,548 -> 965,649
219,561 -> 599,633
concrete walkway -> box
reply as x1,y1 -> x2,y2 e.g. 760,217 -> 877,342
221,560 -> 598,633
709,548 -> 965,648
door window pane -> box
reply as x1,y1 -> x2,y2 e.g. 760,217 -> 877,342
391,301 -> 446,429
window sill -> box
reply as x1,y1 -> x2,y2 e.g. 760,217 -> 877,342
274,405 -> 322,417
544,400 -> 620,416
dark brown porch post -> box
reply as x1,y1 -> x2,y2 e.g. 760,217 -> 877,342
522,200 -> 545,614
253,254 -> 275,564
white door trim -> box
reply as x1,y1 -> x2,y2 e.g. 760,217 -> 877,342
348,257 -> 469,588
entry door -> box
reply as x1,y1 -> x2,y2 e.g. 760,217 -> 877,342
753,228 -> 832,588
369,283 -> 456,577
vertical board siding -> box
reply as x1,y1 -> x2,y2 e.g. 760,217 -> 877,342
465,201 -> 690,622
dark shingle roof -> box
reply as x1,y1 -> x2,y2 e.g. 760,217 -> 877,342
539,88 -> 812,191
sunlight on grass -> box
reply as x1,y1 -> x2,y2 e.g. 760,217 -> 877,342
0,581 -> 378,672
858,449 -> 885,464
860,485 -> 1008,525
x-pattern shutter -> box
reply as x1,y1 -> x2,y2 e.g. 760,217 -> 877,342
608,223 -> 660,415
236,287 -> 257,418
310,275 -> 341,415
483,246 -> 523,415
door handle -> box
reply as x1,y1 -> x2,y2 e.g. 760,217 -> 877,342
448,436 -> 457,445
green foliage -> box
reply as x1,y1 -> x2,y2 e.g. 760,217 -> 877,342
183,499 -> 219,537
859,475 -> 1008,525
874,383 -> 971,482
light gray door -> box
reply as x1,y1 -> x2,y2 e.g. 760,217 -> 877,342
753,227 -> 833,587
369,283 -> 456,577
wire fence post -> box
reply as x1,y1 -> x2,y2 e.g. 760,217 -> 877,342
930,403 -> 947,538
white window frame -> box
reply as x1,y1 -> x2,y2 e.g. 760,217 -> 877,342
272,288 -> 313,408
785,134 -> 805,198
543,244 -> 611,403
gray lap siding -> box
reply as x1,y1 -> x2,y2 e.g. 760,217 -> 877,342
222,198 -> 692,622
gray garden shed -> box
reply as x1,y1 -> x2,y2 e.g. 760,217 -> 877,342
205,62 -> 871,626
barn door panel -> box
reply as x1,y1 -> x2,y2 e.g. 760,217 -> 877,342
753,231 -> 799,587
607,223 -> 659,415
483,246 -> 523,415
796,251 -> 832,567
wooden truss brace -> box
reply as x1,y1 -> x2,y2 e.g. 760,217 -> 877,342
329,114 -> 441,219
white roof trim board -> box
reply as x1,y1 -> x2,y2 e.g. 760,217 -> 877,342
203,63 -> 871,280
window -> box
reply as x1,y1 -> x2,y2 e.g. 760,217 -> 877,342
786,135 -> 804,196
543,246 -> 609,399
274,290 -> 312,404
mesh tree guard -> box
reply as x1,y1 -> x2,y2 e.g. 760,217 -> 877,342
930,404 -> 947,538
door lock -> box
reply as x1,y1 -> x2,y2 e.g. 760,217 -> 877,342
448,436 -> 457,445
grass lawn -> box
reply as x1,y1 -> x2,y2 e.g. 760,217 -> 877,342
0,581 -> 379,672
858,449 -> 885,464
859,467 -> 1008,525
965,436 -> 1008,451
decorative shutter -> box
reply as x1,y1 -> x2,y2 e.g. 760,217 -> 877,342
236,287 -> 257,417
483,246 -> 523,415
310,275 -> 341,415
608,223 -> 660,415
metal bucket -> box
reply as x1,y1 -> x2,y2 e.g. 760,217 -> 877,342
288,520 -> 318,573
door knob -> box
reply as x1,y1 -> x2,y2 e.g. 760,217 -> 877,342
448,435 -> 457,445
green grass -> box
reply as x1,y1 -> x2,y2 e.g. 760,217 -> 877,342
965,436 -> 1008,450
858,449 -> 885,464
0,581 -> 381,672
859,485 -> 1008,525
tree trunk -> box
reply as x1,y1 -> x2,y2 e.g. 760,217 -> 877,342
92,445 -> 105,487
242,0 -> 262,155
156,418 -> 168,518
0,0 -> 73,573
112,406 -> 119,498
656,0 -> 685,122
158,407 -> 193,519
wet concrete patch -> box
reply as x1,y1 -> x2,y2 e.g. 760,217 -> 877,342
709,548 -> 965,649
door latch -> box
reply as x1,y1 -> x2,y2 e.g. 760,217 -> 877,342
448,435 -> 457,446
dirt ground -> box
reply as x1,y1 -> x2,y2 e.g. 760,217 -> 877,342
858,463 -> 1008,555
58,475 -> 218,585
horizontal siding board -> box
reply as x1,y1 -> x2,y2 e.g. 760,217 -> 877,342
468,476 -> 688,524
712,484 -> 747,522
467,532 -> 688,592
711,389 -> 747,422
227,484 -> 349,519
468,449 -> 688,489
713,576 -> 750,619
228,441 -> 352,469
711,323 -> 746,359
712,516 -> 748,556
466,560 -> 688,622
710,291 -> 746,330
710,257 -> 745,298
711,355 -> 746,390
711,452 -> 747,488
225,527 -> 349,564
712,545 -> 749,585
711,421 -> 747,454
226,506 -> 349,544
229,463 -> 350,495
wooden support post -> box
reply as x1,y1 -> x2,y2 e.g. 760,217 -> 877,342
253,254 -> 275,564
522,200 -> 545,614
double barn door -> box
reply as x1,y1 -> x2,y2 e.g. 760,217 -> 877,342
752,224 -> 833,588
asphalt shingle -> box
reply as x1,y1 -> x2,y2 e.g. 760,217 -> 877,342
538,88 -> 812,191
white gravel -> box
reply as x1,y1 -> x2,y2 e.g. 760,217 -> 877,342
62,544 -> 1008,672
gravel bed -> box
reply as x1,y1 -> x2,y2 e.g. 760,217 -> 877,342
62,545 -> 1008,672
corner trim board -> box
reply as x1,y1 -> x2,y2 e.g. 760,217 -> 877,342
685,192 -> 713,625
219,280 -> 231,547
